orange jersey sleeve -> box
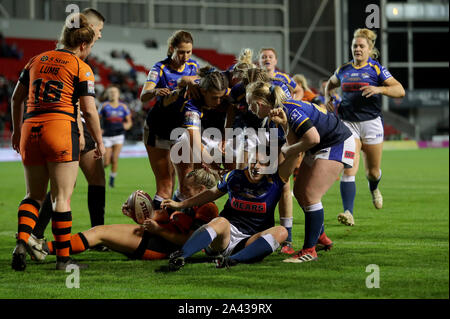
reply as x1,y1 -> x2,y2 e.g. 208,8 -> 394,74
20,49 -> 95,122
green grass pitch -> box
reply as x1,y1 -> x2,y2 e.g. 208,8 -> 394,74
0,148 -> 448,299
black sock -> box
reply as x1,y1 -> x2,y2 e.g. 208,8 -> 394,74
32,192 -> 52,239
88,185 -> 105,227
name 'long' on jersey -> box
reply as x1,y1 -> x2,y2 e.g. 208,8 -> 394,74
217,169 -> 285,235
99,102 -> 130,136
335,57 -> 392,122
146,57 -> 199,90
283,99 -> 352,154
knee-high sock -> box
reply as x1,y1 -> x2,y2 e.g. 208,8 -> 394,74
368,169 -> 382,192
32,192 -> 51,239
88,185 -> 105,227
48,232 -> 90,255
340,175 -> 356,215
152,194 -> 164,210
51,211 -> 72,262
229,234 -> 279,263
180,225 -> 217,259
17,198 -> 40,243
303,203 -> 324,249
280,217 -> 293,242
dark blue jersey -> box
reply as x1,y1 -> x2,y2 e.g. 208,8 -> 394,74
335,57 -> 392,122
217,169 -> 285,235
99,102 -> 130,136
146,89 -> 227,140
263,119 -> 286,147
145,89 -> 192,140
273,71 -> 297,91
318,93 -> 342,108
283,99 -> 352,154
146,57 -> 199,90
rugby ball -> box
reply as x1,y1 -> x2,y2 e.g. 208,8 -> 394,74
124,190 -> 154,224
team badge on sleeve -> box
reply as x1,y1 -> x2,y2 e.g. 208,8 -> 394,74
382,68 -> 392,79
87,80 -> 95,94
289,109 -> 302,122
184,111 -> 201,128
148,70 -> 159,82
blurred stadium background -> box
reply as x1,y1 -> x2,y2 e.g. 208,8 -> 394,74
0,0 -> 448,161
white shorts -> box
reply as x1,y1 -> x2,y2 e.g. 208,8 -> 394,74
103,134 -> 125,148
205,223 -> 251,257
343,117 -> 384,145
304,135 -> 355,169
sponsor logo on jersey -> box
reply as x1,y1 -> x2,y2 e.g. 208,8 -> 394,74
342,82 -> 369,92
344,151 -> 355,159
231,198 -> 266,213
40,56 -> 49,62
54,57 -> 69,65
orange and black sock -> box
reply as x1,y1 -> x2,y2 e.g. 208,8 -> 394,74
48,232 -> 90,255
51,211 -> 72,262
17,198 -> 40,243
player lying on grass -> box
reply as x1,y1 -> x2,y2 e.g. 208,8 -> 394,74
246,81 -> 353,263
26,169 -> 220,262
162,145 -> 334,270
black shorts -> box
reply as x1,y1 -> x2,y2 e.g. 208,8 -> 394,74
126,230 -> 180,260
81,122 -> 96,154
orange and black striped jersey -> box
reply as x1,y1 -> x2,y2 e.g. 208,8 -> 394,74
19,49 -> 96,122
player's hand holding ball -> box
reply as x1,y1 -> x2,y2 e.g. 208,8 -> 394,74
161,199 -> 184,211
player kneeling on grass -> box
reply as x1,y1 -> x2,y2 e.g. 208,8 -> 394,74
161,146 -> 300,271
27,169 -> 219,262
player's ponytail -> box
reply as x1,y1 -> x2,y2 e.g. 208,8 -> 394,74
167,30 -> 194,59
198,66 -> 229,92
246,81 -> 287,109
272,85 -> 286,109
353,28 -> 380,59
232,48 -> 256,82
241,67 -> 271,88
58,13 -> 95,49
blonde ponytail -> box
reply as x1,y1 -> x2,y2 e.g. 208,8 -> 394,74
246,81 -> 286,109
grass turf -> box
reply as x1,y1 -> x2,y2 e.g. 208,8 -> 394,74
0,148 -> 448,299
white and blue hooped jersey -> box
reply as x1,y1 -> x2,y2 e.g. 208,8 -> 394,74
335,57 -> 392,122
217,169 -> 286,235
99,102 -> 130,137
146,57 -> 199,90
282,99 -> 352,154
